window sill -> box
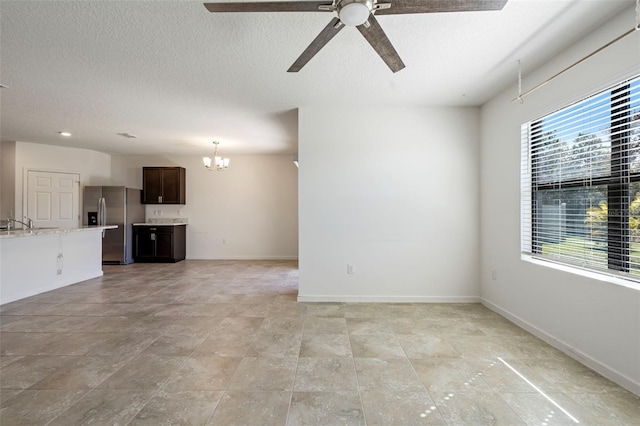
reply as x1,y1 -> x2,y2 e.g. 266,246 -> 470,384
521,254 -> 640,291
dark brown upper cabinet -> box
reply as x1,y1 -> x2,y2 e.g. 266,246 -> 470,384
142,167 -> 186,204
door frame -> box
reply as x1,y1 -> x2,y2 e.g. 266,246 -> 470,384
22,168 -> 82,227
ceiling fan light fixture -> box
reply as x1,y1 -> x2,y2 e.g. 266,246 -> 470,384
338,0 -> 371,26
203,0 -> 509,72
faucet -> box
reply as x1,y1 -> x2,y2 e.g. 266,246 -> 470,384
7,217 -> 34,230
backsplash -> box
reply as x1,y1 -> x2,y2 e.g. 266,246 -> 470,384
146,217 -> 189,224
146,205 -> 185,221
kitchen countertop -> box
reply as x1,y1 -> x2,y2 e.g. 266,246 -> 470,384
134,218 -> 188,226
0,225 -> 117,240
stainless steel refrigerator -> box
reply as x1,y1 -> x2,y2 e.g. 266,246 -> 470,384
83,186 -> 144,264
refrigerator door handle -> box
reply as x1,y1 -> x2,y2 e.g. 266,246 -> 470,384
100,197 -> 106,237
102,197 -> 107,225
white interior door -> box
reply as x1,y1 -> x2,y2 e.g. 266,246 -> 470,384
26,170 -> 80,228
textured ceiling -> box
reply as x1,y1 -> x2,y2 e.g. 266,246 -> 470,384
0,0 -> 634,155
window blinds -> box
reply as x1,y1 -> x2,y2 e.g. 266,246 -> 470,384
521,75 -> 640,280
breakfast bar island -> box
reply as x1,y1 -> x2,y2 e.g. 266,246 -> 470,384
0,226 -> 115,304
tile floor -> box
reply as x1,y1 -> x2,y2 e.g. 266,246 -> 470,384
1,260 -> 638,425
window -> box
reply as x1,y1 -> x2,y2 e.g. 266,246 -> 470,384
521,75 -> 640,282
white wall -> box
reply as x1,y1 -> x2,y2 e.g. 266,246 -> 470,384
111,154 -> 298,260
13,142 -> 112,222
298,106 -> 480,302
480,6 -> 640,394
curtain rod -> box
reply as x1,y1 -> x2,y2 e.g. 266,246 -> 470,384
512,28 -> 637,103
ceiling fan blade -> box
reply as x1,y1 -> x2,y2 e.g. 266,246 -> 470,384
204,1 -> 333,13
288,17 -> 344,72
357,15 -> 405,73
375,0 -> 508,16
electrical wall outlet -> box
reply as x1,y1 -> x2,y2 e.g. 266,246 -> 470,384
492,270 -> 497,281
56,253 -> 64,275
347,264 -> 355,274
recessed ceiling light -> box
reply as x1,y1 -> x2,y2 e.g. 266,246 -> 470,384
117,132 -> 138,139
58,131 -> 72,137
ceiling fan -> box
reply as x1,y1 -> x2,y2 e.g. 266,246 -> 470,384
204,0 -> 508,73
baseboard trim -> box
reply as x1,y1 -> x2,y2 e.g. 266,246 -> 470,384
297,295 -> 481,303
187,256 -> 299,260
481,298 -> 640,396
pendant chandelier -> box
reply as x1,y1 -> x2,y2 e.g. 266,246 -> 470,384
203,141 -> 230,171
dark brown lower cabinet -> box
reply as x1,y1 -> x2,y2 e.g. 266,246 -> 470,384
133,225 -> 186,263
